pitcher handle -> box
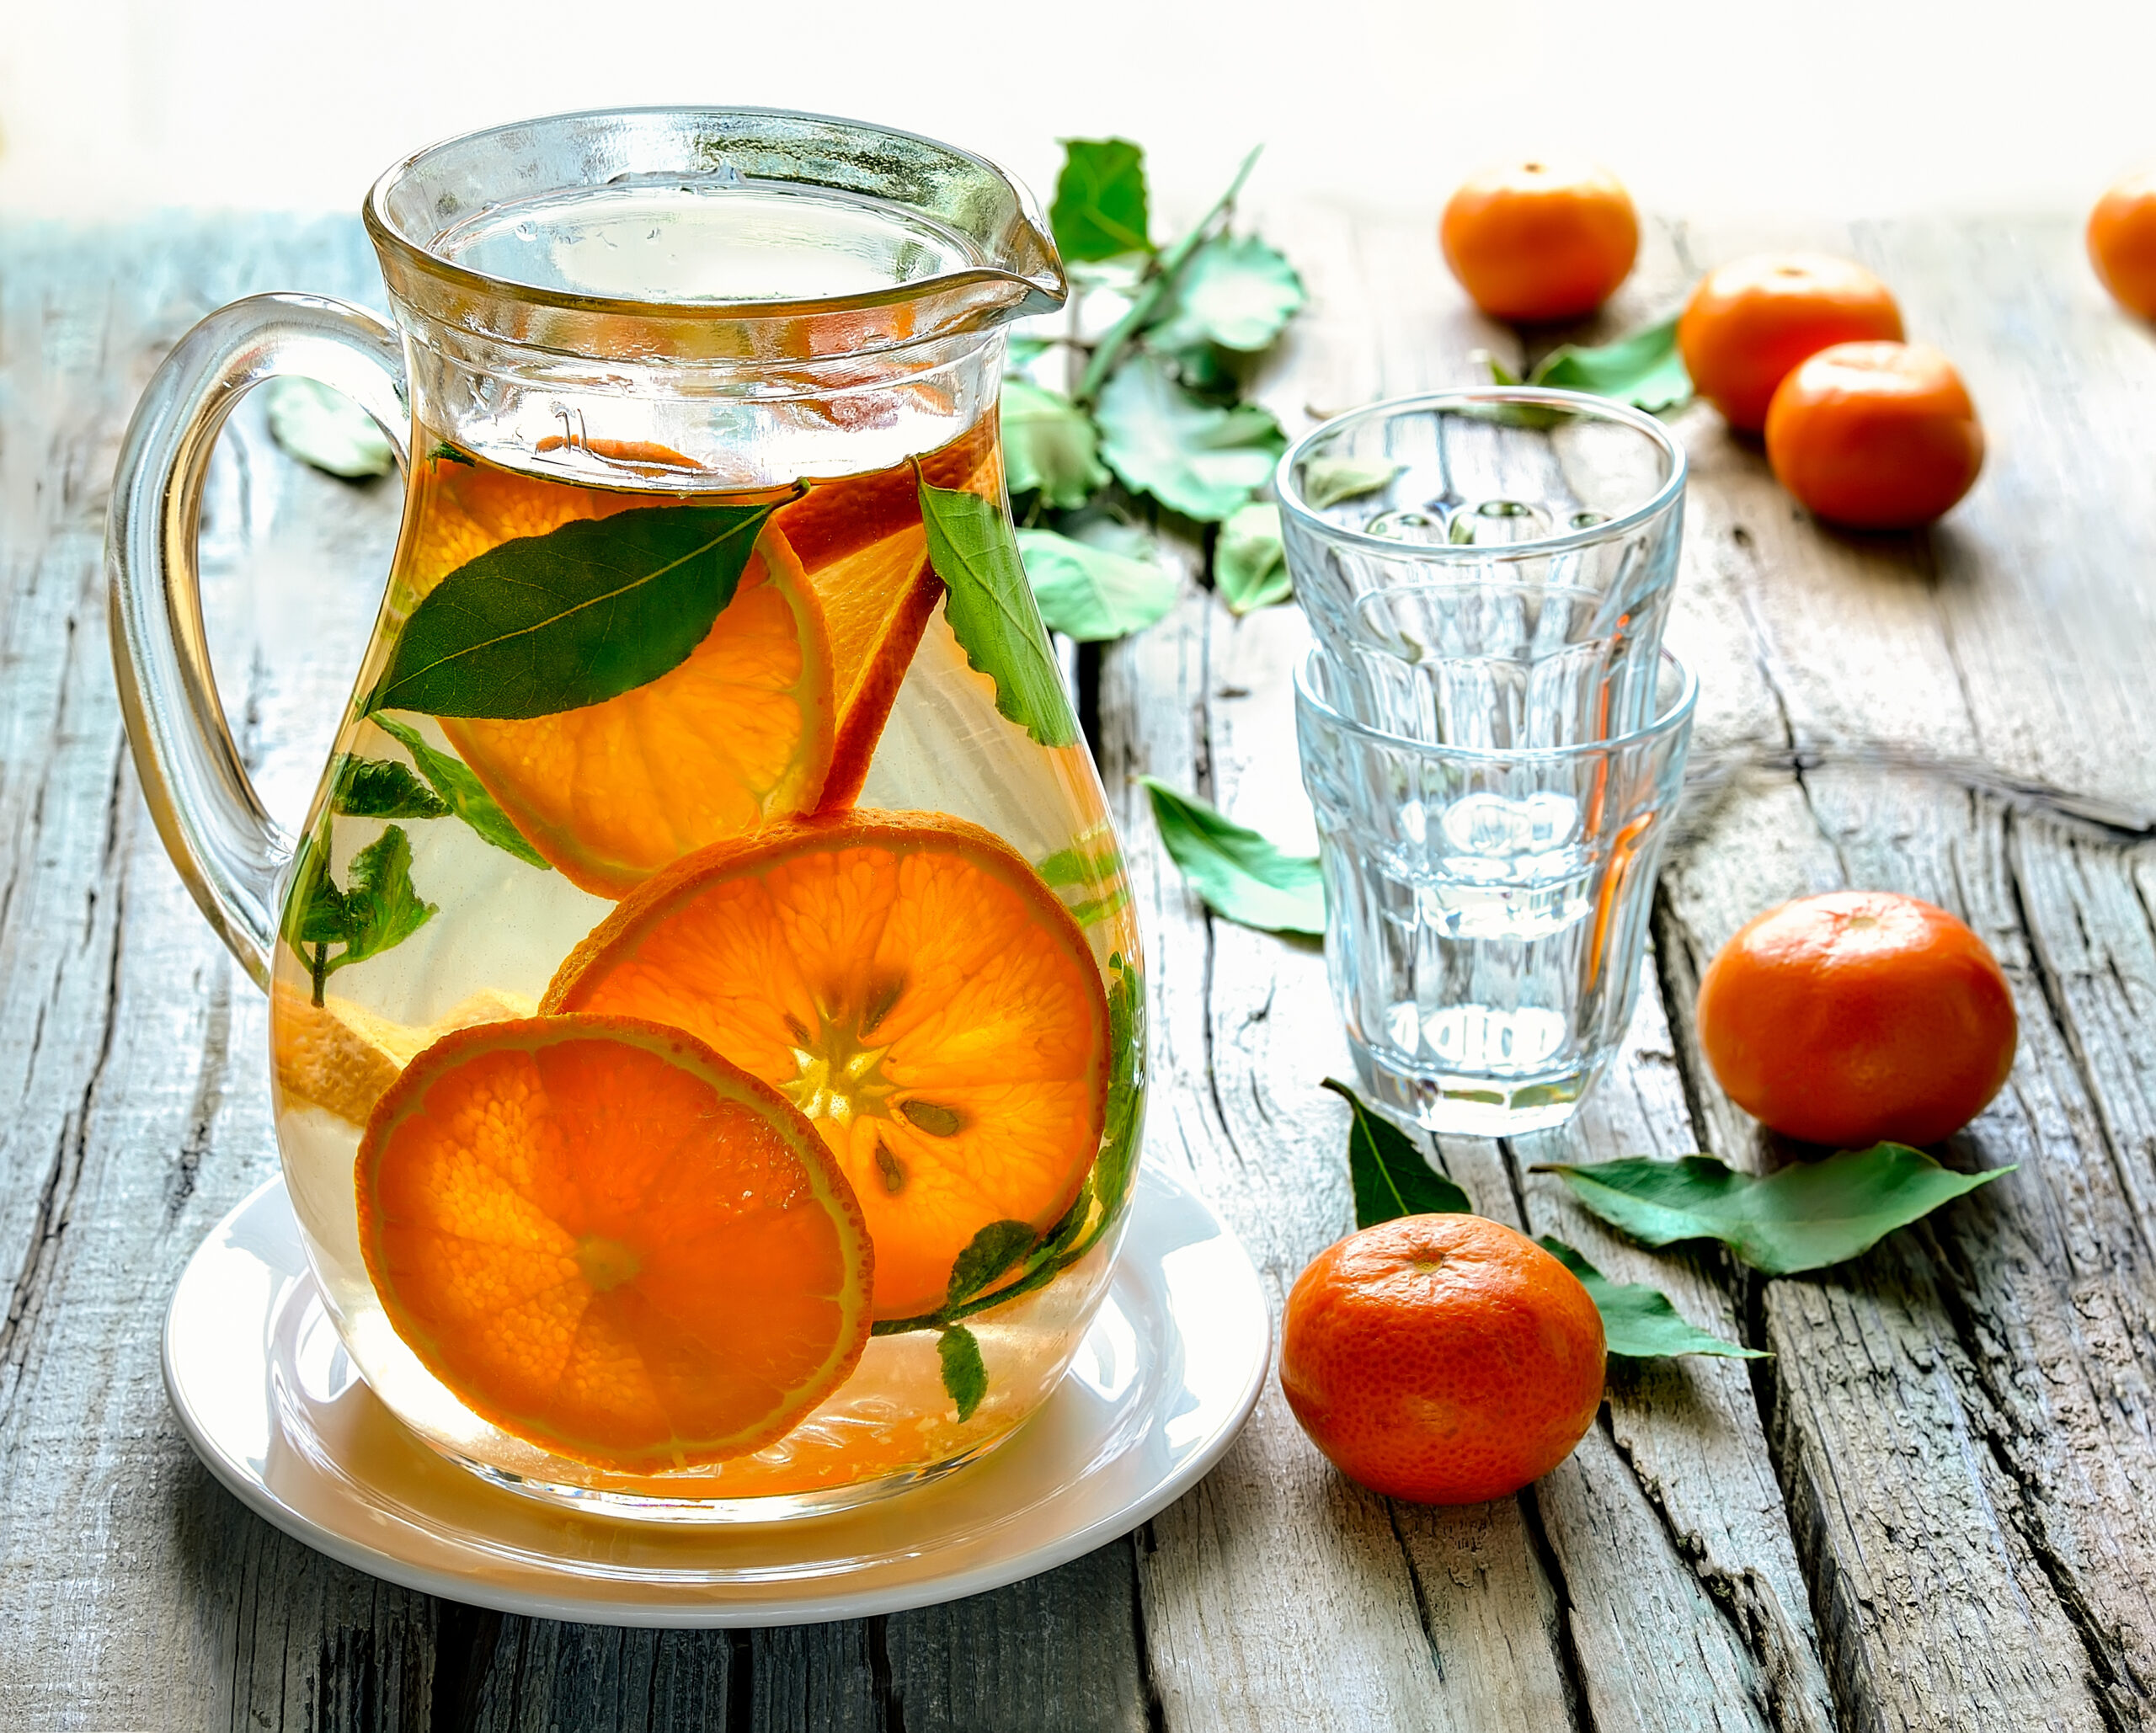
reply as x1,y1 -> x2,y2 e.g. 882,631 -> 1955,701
107,294 -> 408,991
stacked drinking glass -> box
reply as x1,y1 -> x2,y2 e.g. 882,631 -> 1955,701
1280,389 -> 1694,1136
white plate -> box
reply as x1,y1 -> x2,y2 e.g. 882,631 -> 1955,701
163,1164 -> 1270,1627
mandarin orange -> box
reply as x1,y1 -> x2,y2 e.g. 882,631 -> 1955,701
1678,253 -> 1904,432
2089,170 -> 2156,320
356,1015 -> 873,1470
1282,1213 -> 1606,1505
1696,889 -> 2017,1147
1764,342 -> 1984,530
1439,161 -> 1638,324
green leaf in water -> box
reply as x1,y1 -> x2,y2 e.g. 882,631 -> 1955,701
1534,1144 -> 2015,1276
331,755 -> 449,821
369,501 -> 782,720
1092,952 -> 1147,1226
1097,353 -> 1285,523
1299,456 -> 1404,509
946,1220 -> 1038,1308
1141,776 -> 1324,935
1017,525 -> 1177,643
264,377 -> 395,480
1321,1078 -> 1471,1227
917,475 -> 1079,748
1537,1238 -> 1767,1359
1001,379 -> 1109,510
1214,502 -> 1292,614
1049,139 -> 1152,262
333,825 -> 436,969
1150,233 -> 1306,353
369,715 -> 551,870
937,1325 -> 989,1421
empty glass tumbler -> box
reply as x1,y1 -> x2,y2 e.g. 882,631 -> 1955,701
1278,388 -> 1686,733
1294,644 -> 1697,1136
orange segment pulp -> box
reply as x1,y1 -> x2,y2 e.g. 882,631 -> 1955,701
357,1015 -> 873,1471
542,813 -> 1112,1321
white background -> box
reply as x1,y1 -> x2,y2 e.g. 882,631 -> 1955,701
2,0 -> 2149,223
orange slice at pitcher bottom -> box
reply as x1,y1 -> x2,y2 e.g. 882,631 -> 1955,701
439,526 -> 835,899
357,1015 -> 873,1471
542,813 -> 1113,1322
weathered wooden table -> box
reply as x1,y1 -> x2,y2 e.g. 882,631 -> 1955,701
4,205 -> 2153,1732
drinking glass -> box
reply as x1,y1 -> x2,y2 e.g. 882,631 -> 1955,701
1294,643 -> 1696,1136
1278,389 -> 1686,733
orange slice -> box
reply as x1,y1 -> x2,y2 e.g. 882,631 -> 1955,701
356,1015 -> 873,1470
274,984 -> 536,1124
542,813 -> 1111,1321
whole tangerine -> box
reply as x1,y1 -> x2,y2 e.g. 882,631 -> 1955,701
2089,170 -> 2156,320
1440,161 -> 1639,324
1281,1213 -> 1605,1505
1696,889 -> 2017,1148
1764,342 -> 1984,530
1678,253 -> 1905,432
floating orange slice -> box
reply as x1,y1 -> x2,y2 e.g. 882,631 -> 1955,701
273,984 -> 536,1124
542,813 -> 1111,1321
356,1015 -> 873,1470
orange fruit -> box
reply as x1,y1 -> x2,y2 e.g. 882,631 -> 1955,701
1678,253 -> 1905,432
1439,161 -> 1638,324
1281,1214 -> 1605,1505
1764,342 -> 1984,530
356,1014 -> 873,1470
1696,889 -> 2017,1147
2089,169 -> 2156,319
273,984 -> 536,1124
543,812 -> 1112,1321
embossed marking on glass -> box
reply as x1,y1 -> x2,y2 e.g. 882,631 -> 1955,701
108,109 -> 1146,1520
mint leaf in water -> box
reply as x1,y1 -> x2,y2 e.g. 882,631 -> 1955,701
370,501 -> 781,719
1141,777 -> 1324,935
918,475 -> 1079,748
333,825 -> 435,969
1017,525 -> 1176,643
264,377 -> 395,480
1001,379 -> 1109,510
1092,952 -> 1146,1227
938,1325 -> 989,1421
1150,233 -> 1306,354
1321,1078 -> 1471,1226
947,1220 -> 1038,1308
1214,502 -> 1292,614
1534,1144 -> 2015,1276
1049,139 -> 1152,262
1538,1238 -> 1766,1359
1097,353 -> 1285,523
370,715 -> 551,871
331,755 -> 449,821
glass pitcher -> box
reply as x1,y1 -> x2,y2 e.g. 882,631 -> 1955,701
109,109 -> 1146,1520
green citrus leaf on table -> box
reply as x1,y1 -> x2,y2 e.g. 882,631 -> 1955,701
264,377 -> 395,480
1141,776 -> 1324,935
368,715 -> 552,870
1017,525 -> 1176,643
1049,138 -> 1152,263
1477,317 -> 1692,413
1001,378 -> 1109,509
1537,1238 -> 1767,1359
1533,1144 -> 2015,1275
330,755 -> 449,822
918,476 -> 1080,748
1321,1077 -> 1472,1226
937,1324 -> 989,1421
1299,456 -> 1405,509
1097,352 -> 1287,523
368,502 -> 781,719
1214,502 -> 1292,614
1150,233 -> 1308,353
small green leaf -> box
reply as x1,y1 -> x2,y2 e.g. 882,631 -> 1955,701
1299,456 -> 1404,510
1093,952 -> 1146,1224
946,1220 -> 1038,1308
264,378 -> 395,480
281,828 -> 350,952
1001,379 -> 1109,510
370,715 -> 552,870
1321,1078 -> 1470,1227
331,755 -> 449,822
1534,1144 -> 2016,1276
1050,139 -> 1151,262
937,1325 -> 989,1421
1150,234 -> 1305,353
1538,1238 -> 1767,1359
1097,353 -> 1286,523
1524,317 -> 1692,413
1214,502 -> 1292,614
1017,526 -> 1177,643
371,502 -> 781,720
427,440 -> 476,467
1141,777 -> 1324,935
918,476 -> 1079,748
328,825 -> 435,972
